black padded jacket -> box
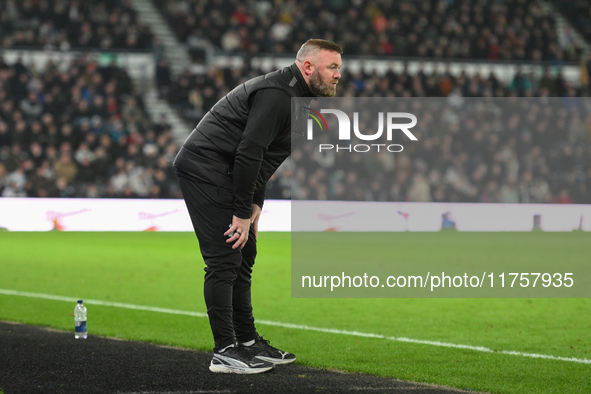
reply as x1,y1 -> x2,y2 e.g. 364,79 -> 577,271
173,63 -> 314,219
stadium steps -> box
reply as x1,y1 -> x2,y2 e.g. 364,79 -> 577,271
128,0 -> 192,77
126,0 -> 192,142
541,0 -> 591,56
143,88 -> 192,144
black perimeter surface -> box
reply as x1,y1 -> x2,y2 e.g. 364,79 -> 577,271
0,321 -> 476,394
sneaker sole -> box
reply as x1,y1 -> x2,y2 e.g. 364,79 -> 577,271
209,363 -> 274,374
255,355 -> 296,365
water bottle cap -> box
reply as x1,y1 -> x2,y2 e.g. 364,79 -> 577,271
78,300 -> 83,304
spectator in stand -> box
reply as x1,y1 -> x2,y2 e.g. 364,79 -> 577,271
155,57 -> 172,99
2,162 -> 27,197
53,152 -> 78,184
0,162 -> 7,194
553,189 -> 574,204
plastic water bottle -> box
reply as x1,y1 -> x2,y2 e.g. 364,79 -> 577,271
74,300 -> 87,339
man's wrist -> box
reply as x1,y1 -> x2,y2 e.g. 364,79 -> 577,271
234,212 -> 251,220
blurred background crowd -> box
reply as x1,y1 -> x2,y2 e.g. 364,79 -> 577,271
155,0 -> 582,61
0,0 -> 154,50
283,97 -> 590,204
1,0 -> 591,204
0,56 -> 180,198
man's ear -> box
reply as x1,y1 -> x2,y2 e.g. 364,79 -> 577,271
302,60 -> 315,77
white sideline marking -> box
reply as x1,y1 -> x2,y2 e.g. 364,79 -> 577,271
122,391 -> 234,394
1,288 -> 590,365
0,289 -> 208,318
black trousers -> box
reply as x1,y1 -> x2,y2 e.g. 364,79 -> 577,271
178,176 -> 259,351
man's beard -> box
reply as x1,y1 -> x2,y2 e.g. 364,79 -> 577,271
309,71 -> 337,97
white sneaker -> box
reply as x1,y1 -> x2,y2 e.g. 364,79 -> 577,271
209,345 -> 275,374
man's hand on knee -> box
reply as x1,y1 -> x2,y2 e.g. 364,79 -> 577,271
225,216 -> 250,249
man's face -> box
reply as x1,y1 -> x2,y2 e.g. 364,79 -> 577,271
309,50 -> 342,97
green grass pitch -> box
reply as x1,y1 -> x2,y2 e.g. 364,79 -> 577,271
0,231 -> 589,393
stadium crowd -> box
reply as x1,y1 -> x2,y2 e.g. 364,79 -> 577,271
155,0 -> 582,62
1,0 -> 591,204
277,97 -> 591,204
0,56 -> 181,199
0,0 -> 153,50
169,61 -> 582,122
163,59 -> 590,204
4,52 -> 587,203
